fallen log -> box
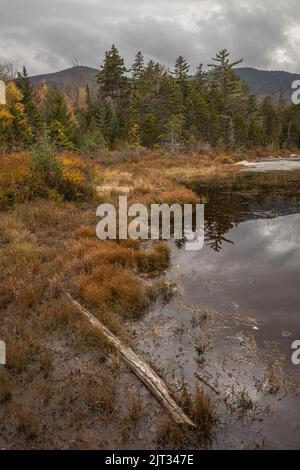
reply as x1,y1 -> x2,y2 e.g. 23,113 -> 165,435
65,292 -> 195,427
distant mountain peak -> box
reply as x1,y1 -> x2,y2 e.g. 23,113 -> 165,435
236,67 -> 299,99
30,65 -> 99,96
30,65 -> 299,100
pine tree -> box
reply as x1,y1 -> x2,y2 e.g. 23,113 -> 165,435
185,82 -> 210,142
97,45 -> 131,147
97,45 -> 127,107
261,96 -> 279,148
141,113 -> 160,148
43,86 -> 75,150
131,51 -> 145,81
173,56 -> 190,98
15,66 -> 43,139
158,74 -> 183,127
196,64 -> 206,86
165,113 -> 185,152
208,49 -> 245,145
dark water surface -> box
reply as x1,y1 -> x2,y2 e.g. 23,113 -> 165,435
175,211 -> 300,350
185,171 -> 300,351
133,170 -> 300,449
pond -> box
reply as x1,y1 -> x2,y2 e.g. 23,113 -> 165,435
133,168 -> 300,449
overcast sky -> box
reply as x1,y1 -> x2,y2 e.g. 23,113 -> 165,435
0,0 -> 300,75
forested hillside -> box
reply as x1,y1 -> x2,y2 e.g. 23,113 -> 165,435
1,46 -> 300,153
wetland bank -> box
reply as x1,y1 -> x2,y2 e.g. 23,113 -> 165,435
0,151 -> 300,449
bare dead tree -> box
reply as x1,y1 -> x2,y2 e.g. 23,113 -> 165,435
0,62 -> 17,82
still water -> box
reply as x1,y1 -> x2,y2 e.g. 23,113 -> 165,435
133,169 -> 300,449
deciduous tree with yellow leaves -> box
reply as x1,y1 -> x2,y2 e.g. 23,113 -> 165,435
0,82 -> 32,152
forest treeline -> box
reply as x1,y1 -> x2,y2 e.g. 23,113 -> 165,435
1,46 -> 300,153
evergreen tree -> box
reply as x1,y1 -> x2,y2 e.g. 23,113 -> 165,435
195,63 -> 206,90
3,47 -> 300,153
208,49 -> 245,145
131,51 -> 145,81
261,96 -> 279,147
15,66 -> 43,139
158,74 -> 183,130
141,113 -> 160,148
173,55 -> 190,99
185,82 -> 210,142
97,45 -> 127,107
97,45 -> 130,147
43,86 -> 75,150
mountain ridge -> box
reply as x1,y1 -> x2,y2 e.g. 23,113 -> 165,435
29,65 -> 299,100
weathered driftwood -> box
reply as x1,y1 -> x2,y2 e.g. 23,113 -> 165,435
65,292 -> 195,427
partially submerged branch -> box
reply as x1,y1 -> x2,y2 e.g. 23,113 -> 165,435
65,292 -> 195,427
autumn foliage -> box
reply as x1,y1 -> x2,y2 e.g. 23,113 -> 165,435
0,151 -> 94,208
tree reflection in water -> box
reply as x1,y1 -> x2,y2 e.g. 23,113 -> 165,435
176,170 -> 300,252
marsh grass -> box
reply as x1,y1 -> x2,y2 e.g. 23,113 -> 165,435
0,370 -> 12,403
118,392 -> 142,440
13,402 -> 38,441
265,360 -> 284,395
156,386 -> 217,450
0,149 -> 235,448
84,370 -> 117,417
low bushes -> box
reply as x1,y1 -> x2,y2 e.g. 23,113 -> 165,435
60,155 -> 94,201
0,153 -> 44,207
0,149 -> 95,208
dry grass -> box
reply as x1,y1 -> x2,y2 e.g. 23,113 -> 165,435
0,149 -> 230,449
156,387 -> 217,450
0,370 -> 12,403
118,393 -> 142,440
76,265 -> 149,319
129,187 -> 200,207
84,369 -> 117,417
13,403 -> 39,441
72,238 -> 170,275
264,360 -> 284,395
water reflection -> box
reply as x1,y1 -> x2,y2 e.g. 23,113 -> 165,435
204,195 -> 245,252
186,170 -> 300,252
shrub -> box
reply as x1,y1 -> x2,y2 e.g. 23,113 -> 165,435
59,154 -> 95,201
0,150 -> 95,207
30,136 -> 63,188
0,153 -> 44,208
80,122 -> 106,154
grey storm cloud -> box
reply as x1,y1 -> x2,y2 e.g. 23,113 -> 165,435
0,0 -> 300,75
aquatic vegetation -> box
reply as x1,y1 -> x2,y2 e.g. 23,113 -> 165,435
156,387 -> 217,449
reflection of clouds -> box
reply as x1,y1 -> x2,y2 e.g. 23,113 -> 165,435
173,212 -> 300,334
176,213 -> 300,278
256,214 -> 300,256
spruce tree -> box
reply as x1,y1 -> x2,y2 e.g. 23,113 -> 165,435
43,86 -> 75,150
208,49 -> 245,145
15,66 -> 43,140
131,51 -> 145,81
97,45 -> 127,107
174,55 -> 190,96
